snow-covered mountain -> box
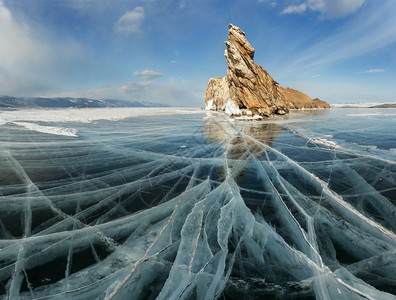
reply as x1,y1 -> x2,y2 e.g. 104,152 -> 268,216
0,96 -> 169,108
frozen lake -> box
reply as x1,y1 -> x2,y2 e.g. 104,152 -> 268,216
0,107 -> 395,299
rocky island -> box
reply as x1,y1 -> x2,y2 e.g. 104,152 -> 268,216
205,24 -> 330,119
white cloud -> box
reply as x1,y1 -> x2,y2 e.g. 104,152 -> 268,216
0,0 -> 53,94
0,1 -> 50,68
258,0 -> 277,7
118,78 -> 203,106
0,1 -> 95,97
114,7 -> 145,34
44,83 -> 114,100
277,1 -> 396,79
281,0 -> 365,19
133,70 -> 162,80
361,69 -> 385,74
281,3 -> 307,14
119,81 -> 152,93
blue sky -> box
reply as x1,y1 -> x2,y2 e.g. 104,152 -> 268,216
1,0 -> 395,106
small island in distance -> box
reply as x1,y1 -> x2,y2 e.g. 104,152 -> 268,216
368,103 -> 396,108
332,102 -> 396,108
371,103 -> 396,108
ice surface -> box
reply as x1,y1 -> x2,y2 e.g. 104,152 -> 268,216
346,112 -> 396,117
0,107 -> 202,125
0,107 -> 395,299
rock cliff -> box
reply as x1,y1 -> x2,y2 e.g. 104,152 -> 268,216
205,24 -> 329,118
280,87 -> 330,109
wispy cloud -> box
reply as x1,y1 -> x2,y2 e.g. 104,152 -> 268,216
278,1 -> 396,79
179,0 -> 186,9
258,0 -> 277,6
119,81 -> 152,93
114,7 -> 144,34
97,83 -> 111,88
0,0 -> 97,97
281,3 -> 307,14
287,80 -> 396,104
118,78 -> 203,106
61,0 -> 96,10
361,69 -> 385,74
133,70 -> 162,80
0,0 -> 51,67
281,0 -> 365,19
0,0 -> 53,94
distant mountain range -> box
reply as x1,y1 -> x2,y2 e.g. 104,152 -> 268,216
0,96 -> 169,108
331,102 -> 396,108
370,103 -> 396,108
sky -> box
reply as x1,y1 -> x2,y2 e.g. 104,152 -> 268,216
1,0 -> 396,106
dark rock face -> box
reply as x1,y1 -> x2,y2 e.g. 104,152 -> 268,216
205,24 -> 330,118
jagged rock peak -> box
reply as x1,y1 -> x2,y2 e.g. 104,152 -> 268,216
227,24 -> 255,60
205,24 -> 329,119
